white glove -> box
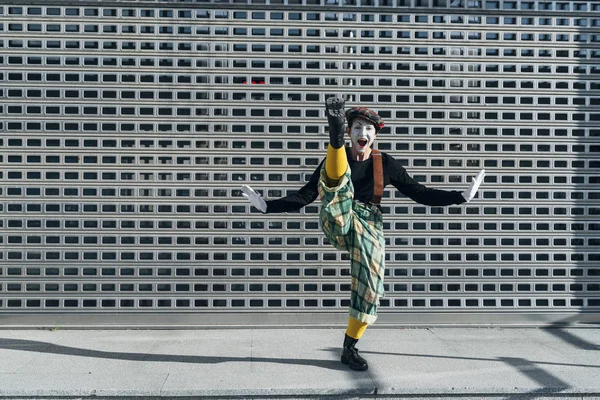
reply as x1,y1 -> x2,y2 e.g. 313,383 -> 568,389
241,184 -> 267,213
461,169 -> 485,202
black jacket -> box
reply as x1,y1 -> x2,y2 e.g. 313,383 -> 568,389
265,151 -> 465,213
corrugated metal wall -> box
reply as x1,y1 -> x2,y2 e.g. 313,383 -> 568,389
1,0 -> 599,327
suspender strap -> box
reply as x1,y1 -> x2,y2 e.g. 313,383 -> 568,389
371,149 -> 383,205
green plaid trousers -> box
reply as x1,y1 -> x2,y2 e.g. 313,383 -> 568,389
318,167 -> 385,325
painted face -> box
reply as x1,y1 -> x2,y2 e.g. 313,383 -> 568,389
349,118 -> 377,153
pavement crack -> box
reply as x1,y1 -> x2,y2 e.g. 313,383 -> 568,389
159,372 -> 170,395
427,327 -> 463,356
250,329 -> 254,363
9,340 -> 56,374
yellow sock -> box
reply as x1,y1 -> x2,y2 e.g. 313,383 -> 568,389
325,144 -> 348,183
346,317 -> 368,339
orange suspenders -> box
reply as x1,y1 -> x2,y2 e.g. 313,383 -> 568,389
370,149 -> 383,205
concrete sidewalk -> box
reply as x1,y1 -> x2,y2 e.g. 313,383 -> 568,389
0,327 -> 599,399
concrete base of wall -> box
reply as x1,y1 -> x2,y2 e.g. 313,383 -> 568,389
0,311 -> 599,329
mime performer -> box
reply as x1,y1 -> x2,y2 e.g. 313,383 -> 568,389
242,97 -> 485,371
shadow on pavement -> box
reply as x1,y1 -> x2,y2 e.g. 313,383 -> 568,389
498,357 -> 571,394
345,349 -> 600,370
0,338 -> 349,372
541,326 -> 600,351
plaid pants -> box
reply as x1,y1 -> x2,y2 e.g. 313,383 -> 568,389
318,167 -> 385,325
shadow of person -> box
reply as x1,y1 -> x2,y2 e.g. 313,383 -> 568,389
0,338 -> 348,371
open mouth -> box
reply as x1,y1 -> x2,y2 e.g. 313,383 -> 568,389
358,138 -> 368,147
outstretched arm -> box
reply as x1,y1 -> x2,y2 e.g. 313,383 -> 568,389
388,155 -> 484,206
241,161 -> 323,213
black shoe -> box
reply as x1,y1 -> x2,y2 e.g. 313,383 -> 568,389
341,334 -> 368,371
325,96 -> 346,149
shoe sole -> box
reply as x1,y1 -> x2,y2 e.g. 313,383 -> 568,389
341,356 -> 369,371
326,97 -> 345,118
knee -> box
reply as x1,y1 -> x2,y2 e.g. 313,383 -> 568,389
320,208 -> 353,236
320,213 -> 354,252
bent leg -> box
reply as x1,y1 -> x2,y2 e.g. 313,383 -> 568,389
319,166 -> 355,253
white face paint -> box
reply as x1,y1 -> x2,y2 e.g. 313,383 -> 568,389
349,118 -> 376,153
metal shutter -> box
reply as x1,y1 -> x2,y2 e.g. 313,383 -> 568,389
1,0 -> 599,327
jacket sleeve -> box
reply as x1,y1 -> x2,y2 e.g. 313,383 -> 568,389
387,154 -> 466,206
264,161 -> 323,213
